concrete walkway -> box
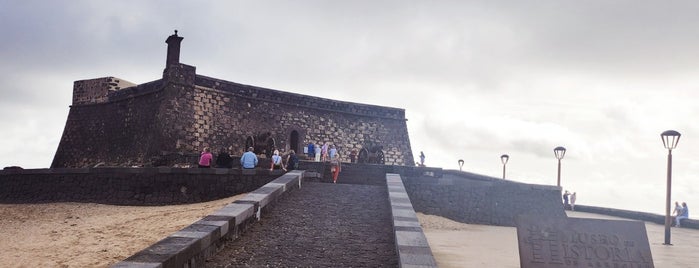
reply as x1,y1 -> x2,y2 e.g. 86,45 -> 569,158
205,182 -> 398,267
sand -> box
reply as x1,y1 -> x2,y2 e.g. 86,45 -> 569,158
2,199 -> 697,267
0,195 -> 243,268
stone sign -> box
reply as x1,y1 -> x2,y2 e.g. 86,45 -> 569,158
516,216 -> 654,268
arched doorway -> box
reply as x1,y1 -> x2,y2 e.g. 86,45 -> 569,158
289,130 -> 299,153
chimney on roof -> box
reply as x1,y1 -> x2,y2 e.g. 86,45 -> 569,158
165,30 -> 184,67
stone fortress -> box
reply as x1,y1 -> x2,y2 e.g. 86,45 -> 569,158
51,31 -> 414,168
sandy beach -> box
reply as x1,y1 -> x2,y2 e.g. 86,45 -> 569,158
1,198 -> 698,267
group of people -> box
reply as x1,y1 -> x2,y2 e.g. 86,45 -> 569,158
306,142 -> 342,183
306,142 -> 338,162
673,201 -> 690,227
563,190 -> 577,211
196,146 -> 299,171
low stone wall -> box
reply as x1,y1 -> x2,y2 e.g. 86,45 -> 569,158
0,167 -> 285,205
387,173 -> 437,267
574,205 -> 699,229
402,170 -> 566,227
112,170 -> 304,268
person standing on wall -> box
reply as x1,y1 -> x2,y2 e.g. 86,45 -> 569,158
307,142 -> 315,159
330,153 -> 341,183
562,190 -> 570,210
419,151 -> 425,166
240,147 -> 258,169
199,147 -> 213,168
314,143 -> 322,162
270,150 -> 283,171
570,192 -> 577,211
321,142 -> 329,162
329,144 -> 338,160
286,150 -> 299,171
215,147 -> 233,168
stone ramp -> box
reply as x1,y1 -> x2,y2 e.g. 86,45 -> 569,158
204,182 -> 399,267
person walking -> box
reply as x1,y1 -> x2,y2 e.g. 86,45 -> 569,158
330,154 -> 341,183
198,147 -> 213,168
240,147 -> 258,169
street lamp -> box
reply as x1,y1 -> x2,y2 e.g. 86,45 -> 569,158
661,130 -> 680,246
458,159 -> 464,171
554,146 -> 566,187
500,154 -> 509,179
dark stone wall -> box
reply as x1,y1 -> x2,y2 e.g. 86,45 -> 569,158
401,170 -> 566,227
52,63 -> 413,168
0,168 -> 281,205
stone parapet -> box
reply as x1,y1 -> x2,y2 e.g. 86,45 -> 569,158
387,173 -> 438,268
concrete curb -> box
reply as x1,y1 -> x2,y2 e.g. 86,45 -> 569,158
111,170 -> 304,268
387,173 -> 438,268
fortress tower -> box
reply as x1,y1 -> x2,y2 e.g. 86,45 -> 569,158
51,31 -> 414,168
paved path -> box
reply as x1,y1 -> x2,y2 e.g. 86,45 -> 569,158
205,182 -> 398,267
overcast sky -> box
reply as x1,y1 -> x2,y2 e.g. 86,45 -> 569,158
2,1 -> 699,215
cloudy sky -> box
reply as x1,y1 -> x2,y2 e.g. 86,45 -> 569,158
2,1 -> 699,215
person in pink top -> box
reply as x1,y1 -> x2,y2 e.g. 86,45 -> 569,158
198,147 -> 213,168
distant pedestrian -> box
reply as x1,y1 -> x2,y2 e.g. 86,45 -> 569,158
215,147 -> 233,168
673,201 -> 683,217
570,192 -> 577,211
307,142 -> 315,159
419,151 -> 425,166
563,190 -> 570,209
349,149 -> 357,163
676,202 -> 689,227
270,150 -> 283,170
321,143 -> 329,162
314,144 -> 321,162
240,147 -> 258,169
198,147 -> 213,168
286,150 -> 299,171
329,145 -> 337,160
330,153 -> 341,183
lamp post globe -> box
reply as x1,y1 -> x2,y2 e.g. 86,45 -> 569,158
500,154 -> 509,179
661,130 -> 680,246
554,146 -> 566,187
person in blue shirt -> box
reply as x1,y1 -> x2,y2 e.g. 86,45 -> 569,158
676,202 -> 689,227
240,147 -> 258,169
307,143 -> 315,158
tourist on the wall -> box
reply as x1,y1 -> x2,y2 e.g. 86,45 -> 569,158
329,144 -> 338,160
675,202 -> 689,227
562,190 -> 570,210
215,147 -> 233,168
321,142 -> 329,162
330,153 -> 342,183
286,150 -> 299,171
570,192 -> 577,211
240,147 -> 258,169
673,201 -> 683,217
198,147 -> 213,168
419,151 -> 426,166
314,143 -> 322,162
307,142 -> 315,159
270,150 -> 283,171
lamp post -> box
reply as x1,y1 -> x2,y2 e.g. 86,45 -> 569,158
500,154 -> 509,179
458,159 -> 464,171
661,130 -> 680,246
554,146 -> 566,187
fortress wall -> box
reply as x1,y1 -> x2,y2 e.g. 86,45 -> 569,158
401,170 -> 566,227
51,88 -> 167,168
72,77 -> 137,105
0,168 -> 281,205
158,75 -> 414,165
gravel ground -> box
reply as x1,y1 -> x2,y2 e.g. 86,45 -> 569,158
205,182 -> 398,267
